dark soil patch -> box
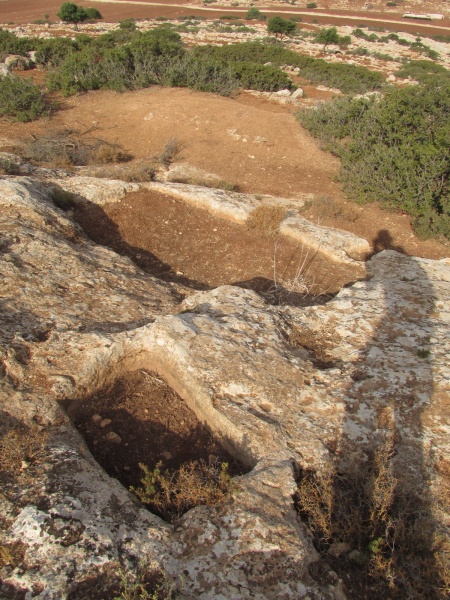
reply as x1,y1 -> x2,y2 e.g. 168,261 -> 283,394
73,369 -> 246,498
72,188 -> 357,303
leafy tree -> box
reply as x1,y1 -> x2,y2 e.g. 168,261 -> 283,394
267,16 -> 296,40
315,27 -> 340,51
57,3 -> 88,30
85,7 -> 103,20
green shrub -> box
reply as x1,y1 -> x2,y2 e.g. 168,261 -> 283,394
0,75 -> 46,121
34,37 -> 77,66
394,60 -> 450,84
194,41 -> 384,94
298,81 -> 450,239
85,7 -> 102,19
267,16 -> 297,39
307,2 -> 317,7
118,18 -> 136,30
246,7 -> 266,20
0,28 -> 36,56
231,61 -> 292,91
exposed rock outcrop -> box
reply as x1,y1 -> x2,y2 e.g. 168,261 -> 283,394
0,177 -> 448,598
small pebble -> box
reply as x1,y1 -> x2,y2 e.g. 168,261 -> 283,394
161,451 -> 172,461
92,414 -> 102,423
105,431 -> 122,444
100,418 -> 112,428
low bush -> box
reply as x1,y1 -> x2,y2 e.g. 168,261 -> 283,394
0,28 -> 36,56
395,59 -> 450,83
0,75 -> 46,122
296,436 -> 449,598
118,18 -> 136,31
131,459 -> 234,522
231,61 -> 292,91
298,79 -> 450,239
246,7 -> 266,20
20,127 -> 130,167
194,42 -> 384,94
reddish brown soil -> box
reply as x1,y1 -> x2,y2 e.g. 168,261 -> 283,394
73,369 -> 245,508
2,85 -> 448,260
72,187 -> 358,299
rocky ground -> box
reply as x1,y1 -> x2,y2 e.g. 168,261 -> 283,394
0,7 -> 449,598
0,163 -> 449,598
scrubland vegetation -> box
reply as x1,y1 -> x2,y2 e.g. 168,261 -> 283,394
298,65 -> 450,240
0,23 -> 449,240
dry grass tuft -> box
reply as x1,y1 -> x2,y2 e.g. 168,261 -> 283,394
0,425 -> 47,475
296,435 -> 449,598
115,568 -> 178,600
300,195 -> 361,224
88,142 -> 128,165
19,127 -> 131,168
159,137 -> 185,169
247,204 -> 285,238
83,160 -> 157,182
131,458 -> 234,522
0,541 -> 27,568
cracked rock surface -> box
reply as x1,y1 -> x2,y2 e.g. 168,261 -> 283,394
0,177 -> 448,598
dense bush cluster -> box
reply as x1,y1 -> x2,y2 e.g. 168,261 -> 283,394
298,75 -> 450,239
352,28 -> 440,60
0,28 -> 386,106
194,41 -> 385,94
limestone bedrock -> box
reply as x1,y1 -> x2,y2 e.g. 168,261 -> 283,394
0,177 -> 448,598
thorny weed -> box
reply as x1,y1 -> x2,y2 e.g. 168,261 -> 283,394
131,458 -> 234,522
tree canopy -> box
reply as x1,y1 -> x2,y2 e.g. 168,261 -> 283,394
315,27 -> 340,51
267,16 -> 296,39
57,3 -> 102,29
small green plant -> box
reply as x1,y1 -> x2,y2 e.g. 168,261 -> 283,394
416,348 -> 430,359
50,188 -> 77,210
0,157 -> 21,175
131,459 -> 234,522
85,7 -> 103,20
119,18 -> 136,31
307,2 -> 317,7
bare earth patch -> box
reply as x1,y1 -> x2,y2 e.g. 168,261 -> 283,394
72,369 -> 245,503
2,86 -> 448,260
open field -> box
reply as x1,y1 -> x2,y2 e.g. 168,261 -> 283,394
1,0 -> 450,35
